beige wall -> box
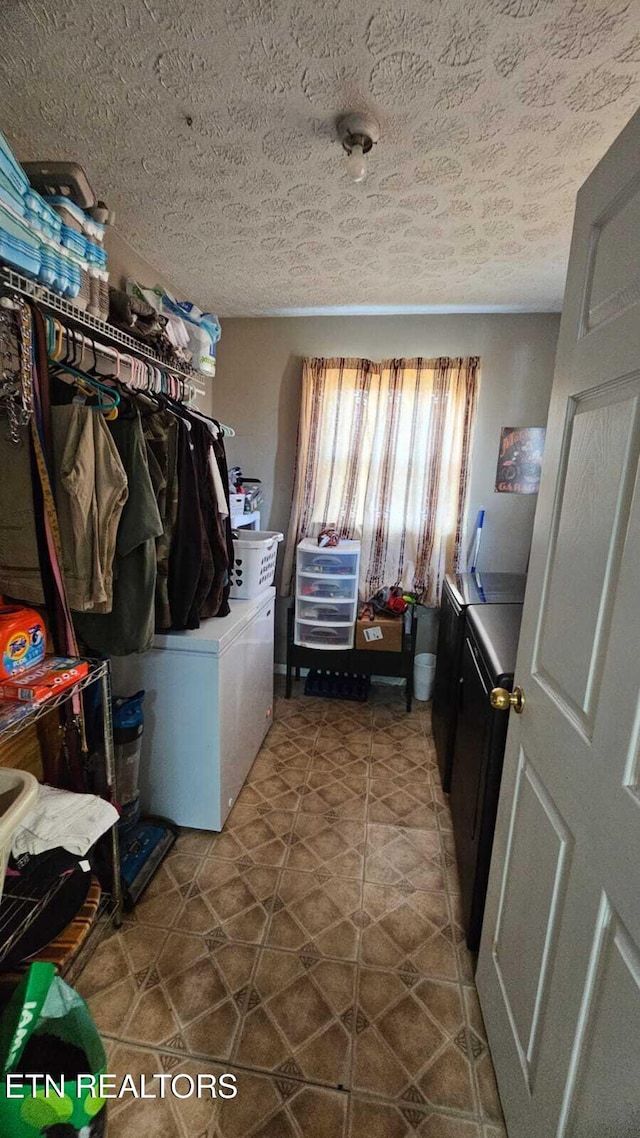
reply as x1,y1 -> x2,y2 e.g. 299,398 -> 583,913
105,227 -> 179,294
209,312 -> 560,661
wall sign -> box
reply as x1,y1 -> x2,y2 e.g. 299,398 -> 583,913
495,426 -> 546,494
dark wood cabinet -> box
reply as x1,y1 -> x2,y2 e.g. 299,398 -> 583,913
433,573 -> 526,791
449,603 -> 523,953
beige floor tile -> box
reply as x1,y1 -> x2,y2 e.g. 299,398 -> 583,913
208,805 -> 295,867
76,920 -> 171,1037
164,851 -> 209,886
462,986 -> 487,1040
105,1043 -> 172,1121
312,739 -> 372,771
316,725 -> 373,758
88,975 -> 140,1038
268,711 -> 321,743
107,1052 -> 219,1138
360,884 -> 458,979
370,741 -> 433,778
365,824 -> 446,892
93,685 -> 504,1138
349,1097 -> 481,1137
274,694 -> 326,722
301,769 -> 368,821
121,937 -> 257,1060
108,1096 -> 183,1138
233,772 -> 302,812
374,719 -> 426,744
368,778 -> 438,829
267,868 -> 362,960
125,863 -> 187,929
233,947 -> 356,1089
475,1053 -> 505,1125
261,738 -> 316,768
171,828 -> 216,858
371,703 -> 421,725
156,929 -> 210,981
119,983 -> 181,1048
286,813 -> 366,878
75,926 -> 136,1000
247,752 -> 311,784
436,797 -> 455,832
354,968 -> 476,1117
325,707 -> 374,730
246,757 -> 305,789
180,859 -> 280,944
455,932 -> 477,984
213,1065 -> 348,1137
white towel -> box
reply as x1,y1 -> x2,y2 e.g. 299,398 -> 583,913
11,784 -> 119,859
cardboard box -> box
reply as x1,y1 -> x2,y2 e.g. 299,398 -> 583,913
355,614 -> 403,652
0,657 -> 89,703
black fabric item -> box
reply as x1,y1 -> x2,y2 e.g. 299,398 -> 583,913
191,418 -> 227,620
168,419 -> 203,629
3,869 -> 91,966
212,423 -> 234,618
9,847 -> 86,884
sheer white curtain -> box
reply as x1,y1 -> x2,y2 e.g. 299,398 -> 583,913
281,356 -> 479,605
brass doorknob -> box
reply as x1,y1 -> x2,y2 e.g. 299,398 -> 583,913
490,685 -> 525,714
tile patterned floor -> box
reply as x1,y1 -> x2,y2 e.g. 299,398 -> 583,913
78,679 -> 506,1138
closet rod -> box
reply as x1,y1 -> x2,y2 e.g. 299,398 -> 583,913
0,266 -> 206,398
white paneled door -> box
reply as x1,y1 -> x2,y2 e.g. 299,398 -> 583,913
476,107 -> 640,1137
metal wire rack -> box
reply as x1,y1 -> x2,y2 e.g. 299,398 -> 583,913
0,659 -> 123,968
0,266 -> 207,399
0,660 -> 109,742
0,875 -> 69,966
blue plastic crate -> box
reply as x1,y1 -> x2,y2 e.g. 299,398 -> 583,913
0,202 -> 41,277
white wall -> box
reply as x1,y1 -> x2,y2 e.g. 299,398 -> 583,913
209,312 -> 560,661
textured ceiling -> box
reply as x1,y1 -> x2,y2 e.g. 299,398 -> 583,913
1,0 -> 640,315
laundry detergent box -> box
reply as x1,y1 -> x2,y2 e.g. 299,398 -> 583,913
0,607 -> 45,680
0,657 -> 89,703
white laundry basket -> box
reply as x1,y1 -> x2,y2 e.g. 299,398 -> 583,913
230,530 -> 284,599
0,768 -> 38,902
414,652 -> 436,702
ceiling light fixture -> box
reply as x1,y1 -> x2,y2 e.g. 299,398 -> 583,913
336,113 -> 380,184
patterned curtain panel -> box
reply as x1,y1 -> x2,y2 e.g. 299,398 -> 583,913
281,355 -> 479,606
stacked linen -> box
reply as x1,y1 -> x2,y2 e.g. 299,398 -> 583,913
0,133 -> 42,278
0,128 -> 110,315
11,783 -> 119,858
126,279 -> 221,376
162,296 -> 221,377
46,196 -> 110,318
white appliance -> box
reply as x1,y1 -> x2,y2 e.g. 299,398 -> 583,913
294,537 -> 361,649
111,587 -> 275,831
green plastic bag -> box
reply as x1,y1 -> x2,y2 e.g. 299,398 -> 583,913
0,961 -> 107,1136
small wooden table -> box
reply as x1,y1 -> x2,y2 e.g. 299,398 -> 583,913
286,605 -> 418,711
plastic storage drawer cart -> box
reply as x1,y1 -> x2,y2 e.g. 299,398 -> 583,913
295,538 -> 360,649
230,530 -> 283,599
0,769 -> 38,902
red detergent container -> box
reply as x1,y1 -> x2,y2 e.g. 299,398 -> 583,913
0,606 -> 46,680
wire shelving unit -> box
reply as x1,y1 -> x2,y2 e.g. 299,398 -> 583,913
0,659 -> 123,972
0,266 -> 207,400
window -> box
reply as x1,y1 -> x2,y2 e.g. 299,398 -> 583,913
282,356 -> 479,605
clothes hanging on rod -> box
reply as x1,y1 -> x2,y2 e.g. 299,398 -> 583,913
0,300 -> 89,789
0,296 -> 236,661
51,403 -> 128,612
73,399 -> 163,656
